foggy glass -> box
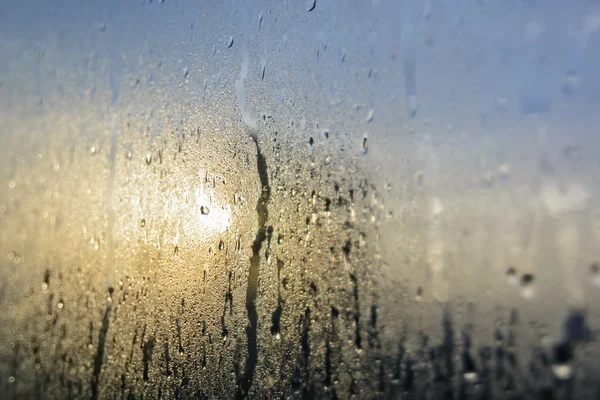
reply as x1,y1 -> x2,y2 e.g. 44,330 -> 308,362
1,0 -> 600,399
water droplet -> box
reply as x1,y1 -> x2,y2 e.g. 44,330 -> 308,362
8,180 -> 16,189
524,19 -> 543,43
219,240 -> 224,251
506,267 -> 518,285
365,109 -> 374,123
258,10 -> 265,31
562,70 -> 579,96
260,59 -> 266,81
200,205 -> 210,215
463,371 -> 478,383
498,163 -> 510,179
126,151 -> 133,160
183,67 -> 189,79
145,153 -> 152,165
360,135 -> 368,155
520,273 -> 535,298
590,263 -> 600,287
90,145 -> 97,154
407,95 -> 418,118
227,36 -> 234,48
57,302 -> 64,309
306,0 -> 316,12
495,95 -> 509,111
415,287 -> 423,301
140,218 -> 146,228
552,363 -> 573,380
8,376 -> 15,384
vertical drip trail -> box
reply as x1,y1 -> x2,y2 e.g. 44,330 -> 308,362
91,295 -> 112,400
106,21 -> 122,292
106,111 -> 118,292
401,14 -> 417,117
237,139 -> 270,399
93,24 -> 121,397
235,6 -> 258,136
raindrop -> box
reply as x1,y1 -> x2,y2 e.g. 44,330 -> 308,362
183,67 -> 189,79
552,363 -> 573,380
227,36 -> 234,48
219,240 -> 224,251
360,135 -> 368,155
258,10 -> 265,32
498,163 -> 510,179
90,145 -> 97,154
505,267 -> 518,285
590,262 -> 600,286
200,205 -> 210,215
8,377 -> 15,384
415,287 -> 423,301
8,180 -> 16,189
145,153 -> 152,165
463,371 -> 478,383
495,96 -> 509,111
521,273 -> 534,285
140,218 -> 146,228
306,0 -> 316,12
126,151 -> 132,160
260,58 -> 266,81
365,109 -> 374,123
562,70 -> 579,96
520,273 -> 535,298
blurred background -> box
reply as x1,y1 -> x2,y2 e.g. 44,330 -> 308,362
1,0 -> 600,398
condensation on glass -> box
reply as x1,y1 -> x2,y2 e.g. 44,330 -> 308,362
1,1 -> 600,399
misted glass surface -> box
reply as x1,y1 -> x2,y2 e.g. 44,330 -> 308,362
1,1 -> 600,399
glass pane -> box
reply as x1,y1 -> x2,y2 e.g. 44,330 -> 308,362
1,0 -> 599,398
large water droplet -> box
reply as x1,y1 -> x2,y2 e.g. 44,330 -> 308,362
552,363 -> 573,380
520,273 -> 535,299
463,371 -> 478,383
